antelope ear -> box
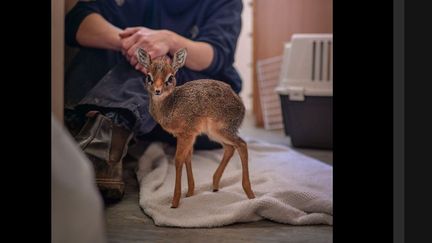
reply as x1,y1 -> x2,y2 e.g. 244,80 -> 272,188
136,48 -> 151,69
171,48 -> 187,73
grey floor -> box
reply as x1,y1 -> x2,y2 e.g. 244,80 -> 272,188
105,112 -> 333,242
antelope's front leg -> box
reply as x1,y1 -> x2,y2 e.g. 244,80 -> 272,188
171,158 -> 184,208
171,136 -> 195,208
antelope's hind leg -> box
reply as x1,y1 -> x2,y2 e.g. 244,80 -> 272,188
212,144 -> 235,192
185,148 -> 195,197
211,129 -> 255,199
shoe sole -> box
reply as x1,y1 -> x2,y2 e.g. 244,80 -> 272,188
96,178 -> 125,201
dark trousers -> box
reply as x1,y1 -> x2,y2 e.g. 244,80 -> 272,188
65,107 -> 222,150
65,50 -> 221,150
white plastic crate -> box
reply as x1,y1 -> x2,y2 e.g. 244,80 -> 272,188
276,33 -> 333,149
276,34 -> 333,99
256,56 -> 284,130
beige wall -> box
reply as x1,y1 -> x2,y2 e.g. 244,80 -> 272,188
235,0 -> 253,111
52,0 -> 79,123
51,0 -> 65,123
252,0 -> 333,126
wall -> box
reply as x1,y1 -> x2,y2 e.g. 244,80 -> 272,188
52,0 -> 65,122
235,0 -> 253,111
252,0 -> 333,126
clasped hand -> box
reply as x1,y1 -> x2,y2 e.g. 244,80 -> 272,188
119,27 -> 173,73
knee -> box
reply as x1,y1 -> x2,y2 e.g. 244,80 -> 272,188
236,139 -> 247,150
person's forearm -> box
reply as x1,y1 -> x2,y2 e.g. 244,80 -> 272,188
168,31 -> 214,71
76,13 -> 123,51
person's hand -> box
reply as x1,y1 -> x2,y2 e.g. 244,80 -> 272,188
119,27 -> 173,72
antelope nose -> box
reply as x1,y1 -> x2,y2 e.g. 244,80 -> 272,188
155,90 -> 161,95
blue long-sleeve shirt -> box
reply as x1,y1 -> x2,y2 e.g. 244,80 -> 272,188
65,0 -> 243,93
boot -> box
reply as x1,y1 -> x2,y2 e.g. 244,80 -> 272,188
74,111 -> 133,201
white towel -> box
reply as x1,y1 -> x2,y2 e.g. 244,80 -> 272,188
136,139 -> 333,227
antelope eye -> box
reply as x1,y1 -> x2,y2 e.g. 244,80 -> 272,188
146,75 -> 153,85
165,75 -> 174,85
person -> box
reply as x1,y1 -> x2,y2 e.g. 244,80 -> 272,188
64,0 -> 244,201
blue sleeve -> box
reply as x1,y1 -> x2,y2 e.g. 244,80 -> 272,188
65,1 -> 102,47
195,0 -> 243,76
65,0 -> 147,47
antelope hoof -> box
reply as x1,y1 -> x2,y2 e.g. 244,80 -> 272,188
171,199 -> 179,208
186,191 -> 194,197
213,189 -> 219,192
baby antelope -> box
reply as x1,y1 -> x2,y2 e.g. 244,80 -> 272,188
136,48 -> 255,208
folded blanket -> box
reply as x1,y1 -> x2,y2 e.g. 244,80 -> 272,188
136,139 -> 332,227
